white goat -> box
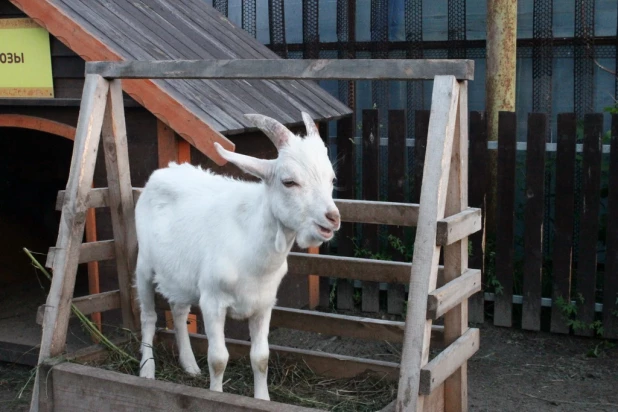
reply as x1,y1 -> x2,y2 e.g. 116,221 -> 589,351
134,113 -> 340,400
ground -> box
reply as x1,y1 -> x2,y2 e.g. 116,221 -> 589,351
1,323 -> 617,411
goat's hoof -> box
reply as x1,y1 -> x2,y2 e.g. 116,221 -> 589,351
182,362 -> 201,376
255,392 -> 270,401
139,362 -> 155,379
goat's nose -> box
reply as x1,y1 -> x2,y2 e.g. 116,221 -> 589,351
325,210 -> 341,228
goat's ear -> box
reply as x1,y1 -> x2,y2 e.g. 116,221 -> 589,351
215,143 -> 273,180
301,112 -> 320,140
245,114 -> 294,150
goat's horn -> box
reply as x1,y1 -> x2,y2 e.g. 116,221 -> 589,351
244,114 -> 294,150
301,112 -> 320,139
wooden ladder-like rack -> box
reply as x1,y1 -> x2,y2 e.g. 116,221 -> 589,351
33,59 -> 479,412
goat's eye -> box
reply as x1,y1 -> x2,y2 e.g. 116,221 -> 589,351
282,180 -> 299,188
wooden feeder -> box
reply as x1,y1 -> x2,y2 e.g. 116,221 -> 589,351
32,58 -> 480,412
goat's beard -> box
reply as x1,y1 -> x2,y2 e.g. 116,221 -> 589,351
295,231 -> 324,249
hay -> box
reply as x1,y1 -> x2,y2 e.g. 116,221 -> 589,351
80,338 -> 397,411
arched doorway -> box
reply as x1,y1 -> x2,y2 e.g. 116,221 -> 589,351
0,116 -> 97,363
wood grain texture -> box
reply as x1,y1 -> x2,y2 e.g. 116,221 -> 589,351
550,113 -> 576,334
467,111 -> 488,324
361,109 -> 380,313
0,114 -> 76,140
49,362 -> 322,412
575,114 -> 603,337
397,76 -> 460,412
101,79 -> 139,331
36,290 -> 122,325
604,115 -> 618,339
443,81 -> 469,412
435,208 -> 482,246
32,74 -> 109,412
387,110 -> 407,314
412,110 -> 430,203
156,119 -> 177,168
522,113 -> 547,331
418,328 -> 479,395
86,59 -> 475,80
493,112 -> 517,327
427,269 -> 481,320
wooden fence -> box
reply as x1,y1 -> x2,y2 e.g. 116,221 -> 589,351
327,110 -> 618,340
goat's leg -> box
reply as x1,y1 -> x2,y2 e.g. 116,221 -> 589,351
136,260 -> 157,379
249,308 -> 272,400
200,301 -> 228,392
170,303 -> 201,376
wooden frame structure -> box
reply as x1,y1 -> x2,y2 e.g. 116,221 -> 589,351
32,59 -> 479,412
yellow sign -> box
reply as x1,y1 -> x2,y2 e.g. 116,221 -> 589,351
0,18 -> 54,98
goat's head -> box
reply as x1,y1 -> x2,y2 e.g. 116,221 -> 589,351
214,112 -> 340,249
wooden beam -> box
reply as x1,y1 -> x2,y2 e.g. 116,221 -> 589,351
86,59 -> 475,80
55,188 -> 110,211
101,79 -> 139,330
427,269 -> 481,320
397,75 -> 460,412
85,206 -> 102,333
8,0 -> 234,166
48,362 -> 321,412
307,246 -> 320,310
0,114 -> 76,140
36,290 -> 122,325
46,240 -> 115,268
157,330 -> 400,380
435,207 -> 481,246
418,328 -> 479,395
156,120 -> 177,168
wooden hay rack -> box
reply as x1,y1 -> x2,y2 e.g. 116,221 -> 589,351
32,59 -> 480,412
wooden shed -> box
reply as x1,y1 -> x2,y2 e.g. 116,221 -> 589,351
0,0 -> 351,364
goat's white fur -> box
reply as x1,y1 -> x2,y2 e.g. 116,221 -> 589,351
134,112 -> 340,400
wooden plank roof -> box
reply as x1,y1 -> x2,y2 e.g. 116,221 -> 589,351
8,0 -> 351,163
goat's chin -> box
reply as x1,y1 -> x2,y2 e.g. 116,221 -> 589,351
295,232 -> 324,249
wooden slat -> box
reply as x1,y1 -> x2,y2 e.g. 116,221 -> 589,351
442,80 -> 470,412
387,110 -> 407,314
48,240 -> 115,269
86,59 -> 475,80
336,115 -> 356,310
467,111 -> 488,324
604,114 -> 618,339
49,362 -> 321,412
418,328 -> 480,395
157,330 -> 400,380
435,207 -> 482,246
55,187 -> 110,210
336,199 -> 419,226
522,113 -> 548,331
412,110 -> 430,203
550,113 -> 577,334
101,79 -> 139,331
493,111 -> 517,327
575,114 -> 603,337
157,119 -> 177,168
427,269 -> 481,320
397,76 -> 460,412
36,290 -> 122,325
362,109 -> 380,313
0,114 -> 76,141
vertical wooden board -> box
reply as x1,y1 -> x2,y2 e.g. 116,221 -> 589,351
101,79 -> 139,331
603,115 -> 618,339
575,114 -> 603,337
493,111 -> 517,328
397,76 -> 459,412
177,137 -> 191,164
468,111 -> 488,324
550,113 -> 577,334
336,116 -> 355,310
157,120 -> 177,168
412,110 -> 430,203
522,113 -> 548,331
443,81 -> 469,412
362,109 -> 380,313
387,110 -> 407,314
85,207 -> 102,333
32,75 -> 109,412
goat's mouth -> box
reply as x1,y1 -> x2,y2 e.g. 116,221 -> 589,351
316,224 -> 334,240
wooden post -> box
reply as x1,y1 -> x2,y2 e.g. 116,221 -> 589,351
156,119 -> 198,333
442,81 -> 469,412
31,74 -> 110,412
101,79 -> 140,331
85,207 -> 101,333
396,76 -> 460,412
